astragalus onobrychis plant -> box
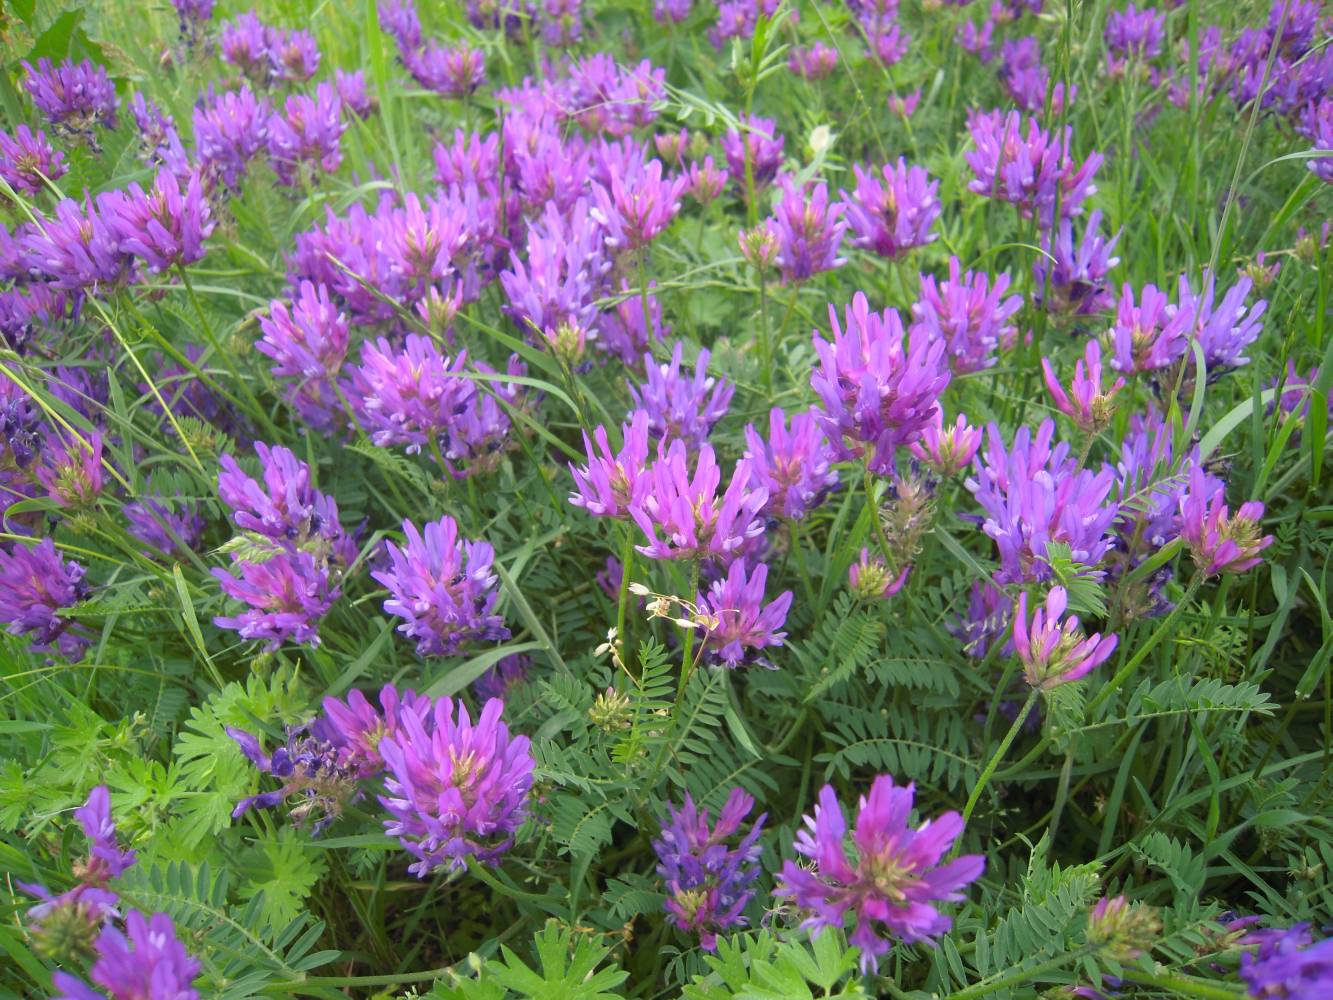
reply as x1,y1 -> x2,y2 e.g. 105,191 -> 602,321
1,0 -> 1331,997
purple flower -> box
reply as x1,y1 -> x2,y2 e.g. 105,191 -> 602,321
998,36 -> 1071,112
966,420 -> 1119,584
124,489 -> 204,558
685,156 -> 729,204
379,0 -> 423,50
1034,210 -> 1120,315
629,342 -> 734,446
964,109 -> 1102,221
104,168 -> 215,273
540,0 -> 584,45
653,788 -> 766,950
954,580 -> 1013,659
848,548 -> 911,602
379,697 -> 535,875
1013,586 -> 1117,688
654,0 -> 692,22
348,335 -> 472,451
220,13 -> 274,82
213,550 -> 339,649
335,69 -> 376,119
710,0 -> 780,46
1041,340 -> 1125,434
35,429 -> 105,508
888,89 -> 921,118
268,28 -> 322,84
1106,4 -> 1165,60
19,883 -> 120,962
0,538 -> 90,660
172,0 -> 214,41
908,410 -> 983,477
71,786 -> 137,882
373,515 -> 510,657
194,85 -> 273,190
910,258 -> 1021,374
776,774 -> 985,973
227,720 -> 366,828
21,58 -> 117,136
592,159 -> 686,253
444,356 -> 525,478
1240,930 -> 1333,999
128,95 -> 189,177
0,125 -> 67,197
52,910 -> 201,1000
316,683 -> 433,778
743,407 -> 838,519
1173,271 -> 1267,371
404,44 -> 486,98
840,158 -> 940,260
473,654 -> 531,702
600,281 -> 668,365
696,559 -> 792,668
721,115 -> 785,192
257,280 -> 350,430
1107,282 -> 1183,374
810,291 -> 950,474
629,440 -> 768,564
267,83 -> 346,187
434,129 -> 501,195
1305,99 -> 1333,184
789,43 -> 839,79
216,443 -> 347,549
1179,465 -> 1272,577
569,410 -> 653,518
21,195 -> 132,292
769,175 -> 847,282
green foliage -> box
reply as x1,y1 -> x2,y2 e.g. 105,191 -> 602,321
430,922 -> 628,1000
683,931 -> 867,1000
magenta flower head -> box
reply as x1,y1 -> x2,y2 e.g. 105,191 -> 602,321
257,280 -> 350,430
1306,99 -> 1333,184
696,559 -> 793,668
335,69 -> 376,119
35,429 -> 105,509
378,696 -> 535,875
789,43 -> 839,79
1034,210 -> 1120,316
630,441 -> 768,564
776,774 -> 985,973
64,786 -> 137,885
213,550 -> 339,649
268,27 -> 322,84
0,538 -> 91,661
349,335 -> 473,451
964,109 -> 1102,221
474,653 -> 531,702
908,410 -> 983,476
629,342 -> 734,446
21,58 -> 118,137
373,515 -> 510,657
219,12 -> 274,82
1041,340 -> 1125,434
569,410 -> 653,519
404,44 -> 486,98
1240,929 -> 1333,998
379,0 -> 423,50
1013,586 -> 1117,688
216,443 -> 347,549
848,548 -> 911,602
1106,282 -> 1184,374
1172,271 -> 1267,371
104,167 -> 215,273
21,195 -> 132,292
769,175 -> 847,283
1106,4 -> 1165,61
722,115 -> 785,192
267,82 -> 346,187
744,407 -> 839,520
315,683 -> 433,778
738,222 -> 780,271
52,910 -> 201,1000
686,156 -> 729,205
591,158 -> 686,253
653,788 -> 766,951
811,291 -> 950,474
911,258 -> 1021,374
0,125 -> 67,197
840,158 -> 941,260
1178,465 -> 1273,577
193,85 -> 273,190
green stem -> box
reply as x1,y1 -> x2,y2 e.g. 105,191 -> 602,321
1115,968 -> 1246,1000
787,517 -> 819,612
677,559 -> 701,699
757,266 -> 772,397
864,468 -> 895,568
464,856 -> 550,906
961,688 -> 1040,826
943,944 -> 1096,1000
616,522 -> 636,670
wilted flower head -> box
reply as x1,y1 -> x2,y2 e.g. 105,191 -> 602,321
629,342 -> 734,446
1179,465 -> 1273,576
228,719 -> 364,828
811,291 -> 950,474
1013,586 -> 1117,688
22,58 -> 118,136
776,774 -> 985,973
721,115 -> 785,192
0,125 -> 67,197
378,697 -> 535,875
373,515 -> 510,657
909,410 -> 983,476
769,175 -> 847,283
653,788 -> 766,951
695,559 -> 792,668
911,258 -> 1021,374
1086,895 -> 1163,962
0,538 -> 90,661
569,410 -> 653,518
964,109 -> 1102,221
316,683 -> 433,778
52,910 -> 201,1000
743,407 -> 838,520
848,548 -> 911,601
841,158 -> 941,260
1041,340 -> 1125,434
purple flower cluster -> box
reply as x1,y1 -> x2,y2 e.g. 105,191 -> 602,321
1240,926 -> 1333,999
219,12 -> 321,86
768,175 -> 847,283
379,696 -> 535,875
569,410 -> 653,518
653,788 -> 766,950
268,83 -> 346,186
21,59 -> 117,139
776,774 -> 985,973
1013,586 -> 1118,688
911,258 -> 1021,374
1179,465 -> 1273,577
213,443 -> 354,648
743,407 -> 839,520
840,159 -> 941,260
1033,210 -> 1120,316
965,110 -> 1103,222
695,559 -> 792,668
53,910 -> 202,1000
0,125 -> 67,197
373,515 -> 510,657
721,115 -> 785,193
193,85 -> 273,190
0,537 -> 91,661
811,292 -> 950,474
257,280 -> 350,430
629,343 -> 734,446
